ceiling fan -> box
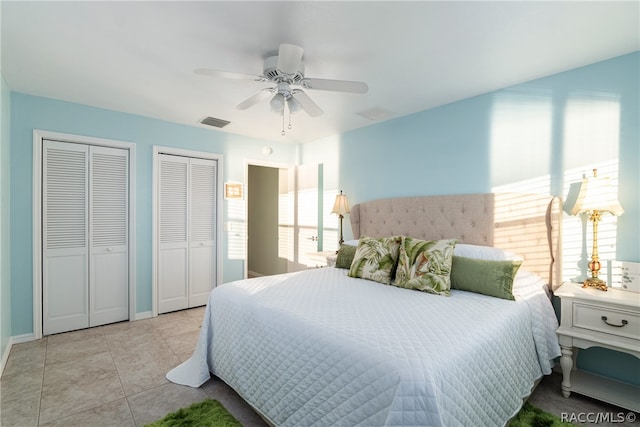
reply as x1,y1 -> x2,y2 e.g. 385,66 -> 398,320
195,44 -> 368,133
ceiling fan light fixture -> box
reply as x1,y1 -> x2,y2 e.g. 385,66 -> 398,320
287,96 -> 302,114
270,93 -> 285,113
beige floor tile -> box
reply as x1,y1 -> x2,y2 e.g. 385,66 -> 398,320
45,335 -> 109,365
0,389 -> 41,427
149,316 -> 202,339
0,366 -> 44,404
163,329 -> 200,355
46,326 -> 105,346
183,306 -> 206,321
126,382 -> 208,426
106,329 -> 171,360
176,350 -> 194,363
112,347 -> 181,396
38,398 -> 135,427
39,352 -> 124,425
2,339 -> 47,376
100,319 -> 155,337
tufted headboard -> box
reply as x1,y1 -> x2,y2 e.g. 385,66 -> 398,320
350,193 -> 562,290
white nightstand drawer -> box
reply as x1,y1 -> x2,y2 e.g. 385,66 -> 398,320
573,303 -> 640,340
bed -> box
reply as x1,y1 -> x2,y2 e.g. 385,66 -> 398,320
167,193 -> 562,427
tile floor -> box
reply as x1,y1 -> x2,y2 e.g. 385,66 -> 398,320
0,307 -> 267,427
1,306 -> 638,426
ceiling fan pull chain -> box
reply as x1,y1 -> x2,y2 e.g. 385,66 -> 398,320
281,110 -> 286,136
288,107 -> 293,130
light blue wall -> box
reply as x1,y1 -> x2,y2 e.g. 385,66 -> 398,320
9,94 -> 297,336
303,51 -> 640,386
1,74 -> 12,365
305,52 -> 639,261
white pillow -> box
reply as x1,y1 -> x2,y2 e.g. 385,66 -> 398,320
512,269 -> 549,295
343,239 -> 359,247
453,243 -> 523,261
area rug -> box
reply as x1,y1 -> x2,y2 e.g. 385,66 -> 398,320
509,402 -> 576,427
144,398 -> 242,427
145,399 -> 571,427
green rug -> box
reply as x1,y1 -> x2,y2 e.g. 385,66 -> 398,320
510,402 -> 576,427
146,399 -> 570,427
145,399 -> 242,427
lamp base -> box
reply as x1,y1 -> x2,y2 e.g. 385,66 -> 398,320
583,276 -> 608,291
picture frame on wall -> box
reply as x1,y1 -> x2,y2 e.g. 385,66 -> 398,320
224,181 -> 243,200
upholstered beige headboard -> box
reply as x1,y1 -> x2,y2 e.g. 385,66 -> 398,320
350,193 -> 562,290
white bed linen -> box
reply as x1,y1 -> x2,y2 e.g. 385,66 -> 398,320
167,267 -> 560,427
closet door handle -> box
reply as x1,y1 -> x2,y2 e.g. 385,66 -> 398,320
601,316 -> 628,328
106,247 -> 113,252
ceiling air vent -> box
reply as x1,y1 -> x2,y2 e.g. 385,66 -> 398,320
200,116 -> 230,128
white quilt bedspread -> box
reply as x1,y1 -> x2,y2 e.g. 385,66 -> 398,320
167,267 -> 560,427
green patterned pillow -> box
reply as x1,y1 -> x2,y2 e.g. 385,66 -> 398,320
450,256 -> 522,300
348,236 -> 402,284
394,237 -> 457,296
335,244 -> 357,269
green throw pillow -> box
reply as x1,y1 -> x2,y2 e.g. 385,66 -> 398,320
335,244 -> 357,269
394,237 -> 457,296
348,236 -> 402,284
450,256 -> 522,300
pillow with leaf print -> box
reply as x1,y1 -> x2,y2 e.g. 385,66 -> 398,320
394,237 -> 457,296
348,235 -> 402,284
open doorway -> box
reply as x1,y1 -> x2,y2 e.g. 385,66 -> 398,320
247,165 -> 288,277
246,162 -> 322,278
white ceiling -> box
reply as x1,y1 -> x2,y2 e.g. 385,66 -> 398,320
2,1 -> 638,144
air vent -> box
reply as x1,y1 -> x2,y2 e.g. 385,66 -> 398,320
200,116 -> 230,128
357,107 -> 394,121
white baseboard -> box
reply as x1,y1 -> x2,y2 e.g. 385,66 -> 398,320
134,311 -> 152,320
11,333 -> 36,344
0,341 -> 10,377
1,333 -> 36,377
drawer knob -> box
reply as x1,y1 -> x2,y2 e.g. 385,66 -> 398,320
601,316 -> 628,328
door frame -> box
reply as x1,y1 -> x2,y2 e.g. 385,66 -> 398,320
152,146 -> 224,317
32,130 -> 137,340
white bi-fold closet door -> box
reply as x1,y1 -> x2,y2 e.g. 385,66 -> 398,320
43,140 -> 129,335
158,154 -> 217,314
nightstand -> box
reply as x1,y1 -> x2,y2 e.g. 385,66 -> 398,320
555,282 -> 640,412
306,251 -> 337,268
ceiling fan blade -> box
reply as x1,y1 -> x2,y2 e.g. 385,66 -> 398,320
194,68 -> 263,81
236,89 -> 274,110
277,44 -> 304,75
303,78 -> 368,94
292,90 -> 323,117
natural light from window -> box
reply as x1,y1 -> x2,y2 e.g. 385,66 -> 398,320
226,198 -> 246,260
489,88 -> 623,286
490,88 -> 553,191
562,92 -> 621,285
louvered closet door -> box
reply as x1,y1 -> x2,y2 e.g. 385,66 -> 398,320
189,158 -> 217,307
89,146 -> 129,327
43,141 -> 90,335
158,154 -> 190,313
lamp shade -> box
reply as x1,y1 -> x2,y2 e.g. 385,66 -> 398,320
570,169 -> 624,216
287,96 -> 302,114
270,93 -> 285,112
331,191 -> 350,216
